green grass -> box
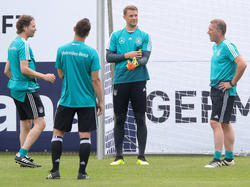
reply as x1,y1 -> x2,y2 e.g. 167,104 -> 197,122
1,154 -> 250,187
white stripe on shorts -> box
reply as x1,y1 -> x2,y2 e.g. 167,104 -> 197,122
95,106 -> 98,128
27,93 -> 38,119
219,91 -> 229,122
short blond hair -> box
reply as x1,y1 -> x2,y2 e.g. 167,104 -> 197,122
123,5 -> 138,16
210,19 -> 227,35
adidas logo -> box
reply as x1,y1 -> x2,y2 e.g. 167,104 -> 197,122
214,115 -> 219,119
38,107 -> 44,113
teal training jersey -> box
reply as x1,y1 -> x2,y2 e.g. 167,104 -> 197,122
7,36 -> 39,102
210,39 -> 239,96
108,27 -> 152,84
56,40 -> 101,107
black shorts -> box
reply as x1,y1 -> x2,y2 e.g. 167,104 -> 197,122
210,87 -> 235,123
13,92 -> 45,120
113,81 -> 147,115
54,105 -> 97,132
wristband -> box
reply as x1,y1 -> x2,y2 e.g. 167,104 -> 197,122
229,81 -> 234,87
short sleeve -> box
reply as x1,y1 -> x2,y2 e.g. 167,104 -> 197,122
224,42 -> 240,62
142,33 -> 152,51
107,32 -> 117,52
55,48 -> 62,69
19,41 -> 31,61
91,49 -> 101,72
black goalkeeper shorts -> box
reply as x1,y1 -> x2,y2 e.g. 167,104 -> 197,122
113,81 -> 147,115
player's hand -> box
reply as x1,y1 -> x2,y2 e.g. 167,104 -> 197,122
44,73 -> 56,83
97,101 -> 104,116
126,58 -> 139,70
125,51 -> 142,59
219,82 -> 232,92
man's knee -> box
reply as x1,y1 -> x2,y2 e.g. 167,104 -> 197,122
53,128 -> 65,137
34,117 -> 46,131
210,120 -> 221,130
21,120 -> 33,130
79,132 -> 91,139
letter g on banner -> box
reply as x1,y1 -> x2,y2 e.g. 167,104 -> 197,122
147,91 -> 170,123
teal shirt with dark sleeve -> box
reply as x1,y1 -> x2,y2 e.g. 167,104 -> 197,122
210,39 -> 239,96
56,40 -> 101,108
7,36 -> 39,102
108,27 -> 152,84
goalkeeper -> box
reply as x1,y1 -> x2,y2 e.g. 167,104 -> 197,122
106,5 -> 152,166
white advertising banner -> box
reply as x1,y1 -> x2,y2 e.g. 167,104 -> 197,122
0,0 -> 97,62
146,60 -> 250,154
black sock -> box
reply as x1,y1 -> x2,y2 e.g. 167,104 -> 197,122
51,136 -> 63,172
79,138 -> 91,174
135,113 -> 147,157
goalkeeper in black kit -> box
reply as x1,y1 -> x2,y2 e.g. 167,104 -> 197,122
106,5 -> 152,166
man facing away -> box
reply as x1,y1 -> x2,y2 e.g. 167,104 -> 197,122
46,18 -> 104,180
4,15 -> 56,168
205,19 -> 247,168
106,5 -> 152,166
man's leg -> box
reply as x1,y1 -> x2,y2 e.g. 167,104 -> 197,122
113,113 -> 127,158
19,120 -> 32,147
221,95 -> 235,166
134,113 -> 147,158
14,92 -> 45,167
76,107 -> 96,179
15,117 -> 45,167
47,105 -> 75,179
111,83 -> 130,165
222,122 -> 234,152
19,120 -> 33,166
51,129 -> 64,172
211,120 -> 224,158
46,128 -> 64,179
221,122 -> 235,166
77,132 -> 91,180
205,88 -> 226,168
204,120 -> 223,168
21,117 -> 46,150
130,81 -> 148,165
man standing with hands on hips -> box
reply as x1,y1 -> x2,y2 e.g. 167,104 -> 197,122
205,19 -> 247,168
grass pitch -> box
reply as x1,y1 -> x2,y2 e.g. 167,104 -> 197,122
0,154 -> 250,187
